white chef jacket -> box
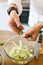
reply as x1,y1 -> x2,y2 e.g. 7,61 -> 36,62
29,0 -> 43,27
8,0 -> 43,27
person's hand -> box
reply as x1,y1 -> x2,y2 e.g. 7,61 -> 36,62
22,22 -> 43,41
8,10 -> 24,34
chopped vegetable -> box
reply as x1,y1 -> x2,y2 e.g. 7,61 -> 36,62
20,30 -> 23,35
0,42 -> 4,45
9,40 -> 34,60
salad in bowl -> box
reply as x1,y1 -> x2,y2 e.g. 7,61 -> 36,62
4,35 -> 38,65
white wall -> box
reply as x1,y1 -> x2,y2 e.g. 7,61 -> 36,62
0,0 -> 7,2
0,0 -> 30,3
0,3 -> 12,31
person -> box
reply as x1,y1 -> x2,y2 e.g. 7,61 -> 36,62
7,0 -> 43,40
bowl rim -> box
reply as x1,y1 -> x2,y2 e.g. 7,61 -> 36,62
4,35 -> 36,61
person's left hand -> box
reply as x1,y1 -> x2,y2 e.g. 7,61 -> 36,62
22,23 -> 42,41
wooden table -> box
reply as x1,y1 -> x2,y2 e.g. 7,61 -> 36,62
0,30 -> 43,65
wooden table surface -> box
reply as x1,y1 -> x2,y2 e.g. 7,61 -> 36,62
0,30 -> 43,65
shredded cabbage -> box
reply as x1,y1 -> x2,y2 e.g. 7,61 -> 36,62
9,40 -> 34,60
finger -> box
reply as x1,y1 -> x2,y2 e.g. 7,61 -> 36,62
13,22 -> 24,30
21,32 -> 31,38
10,10 -> 24,30
13,13 -> 24,30
10,25 -> 20,34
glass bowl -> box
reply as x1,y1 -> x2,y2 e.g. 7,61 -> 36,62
4,35 -> 37,65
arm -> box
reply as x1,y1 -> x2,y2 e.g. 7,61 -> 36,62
7,0 -> 24,34
38,22 -> 43,28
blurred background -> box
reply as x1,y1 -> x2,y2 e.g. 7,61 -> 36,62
0,0 -> 30,31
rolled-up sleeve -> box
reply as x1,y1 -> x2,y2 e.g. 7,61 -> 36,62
8,0 -> 22,16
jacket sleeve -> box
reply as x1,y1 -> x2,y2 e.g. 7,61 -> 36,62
8,0 -> 23,16
38,15 -> 43,22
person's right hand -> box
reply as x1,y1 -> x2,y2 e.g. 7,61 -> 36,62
22,22 -> 43,41
8,10 -> 24,34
